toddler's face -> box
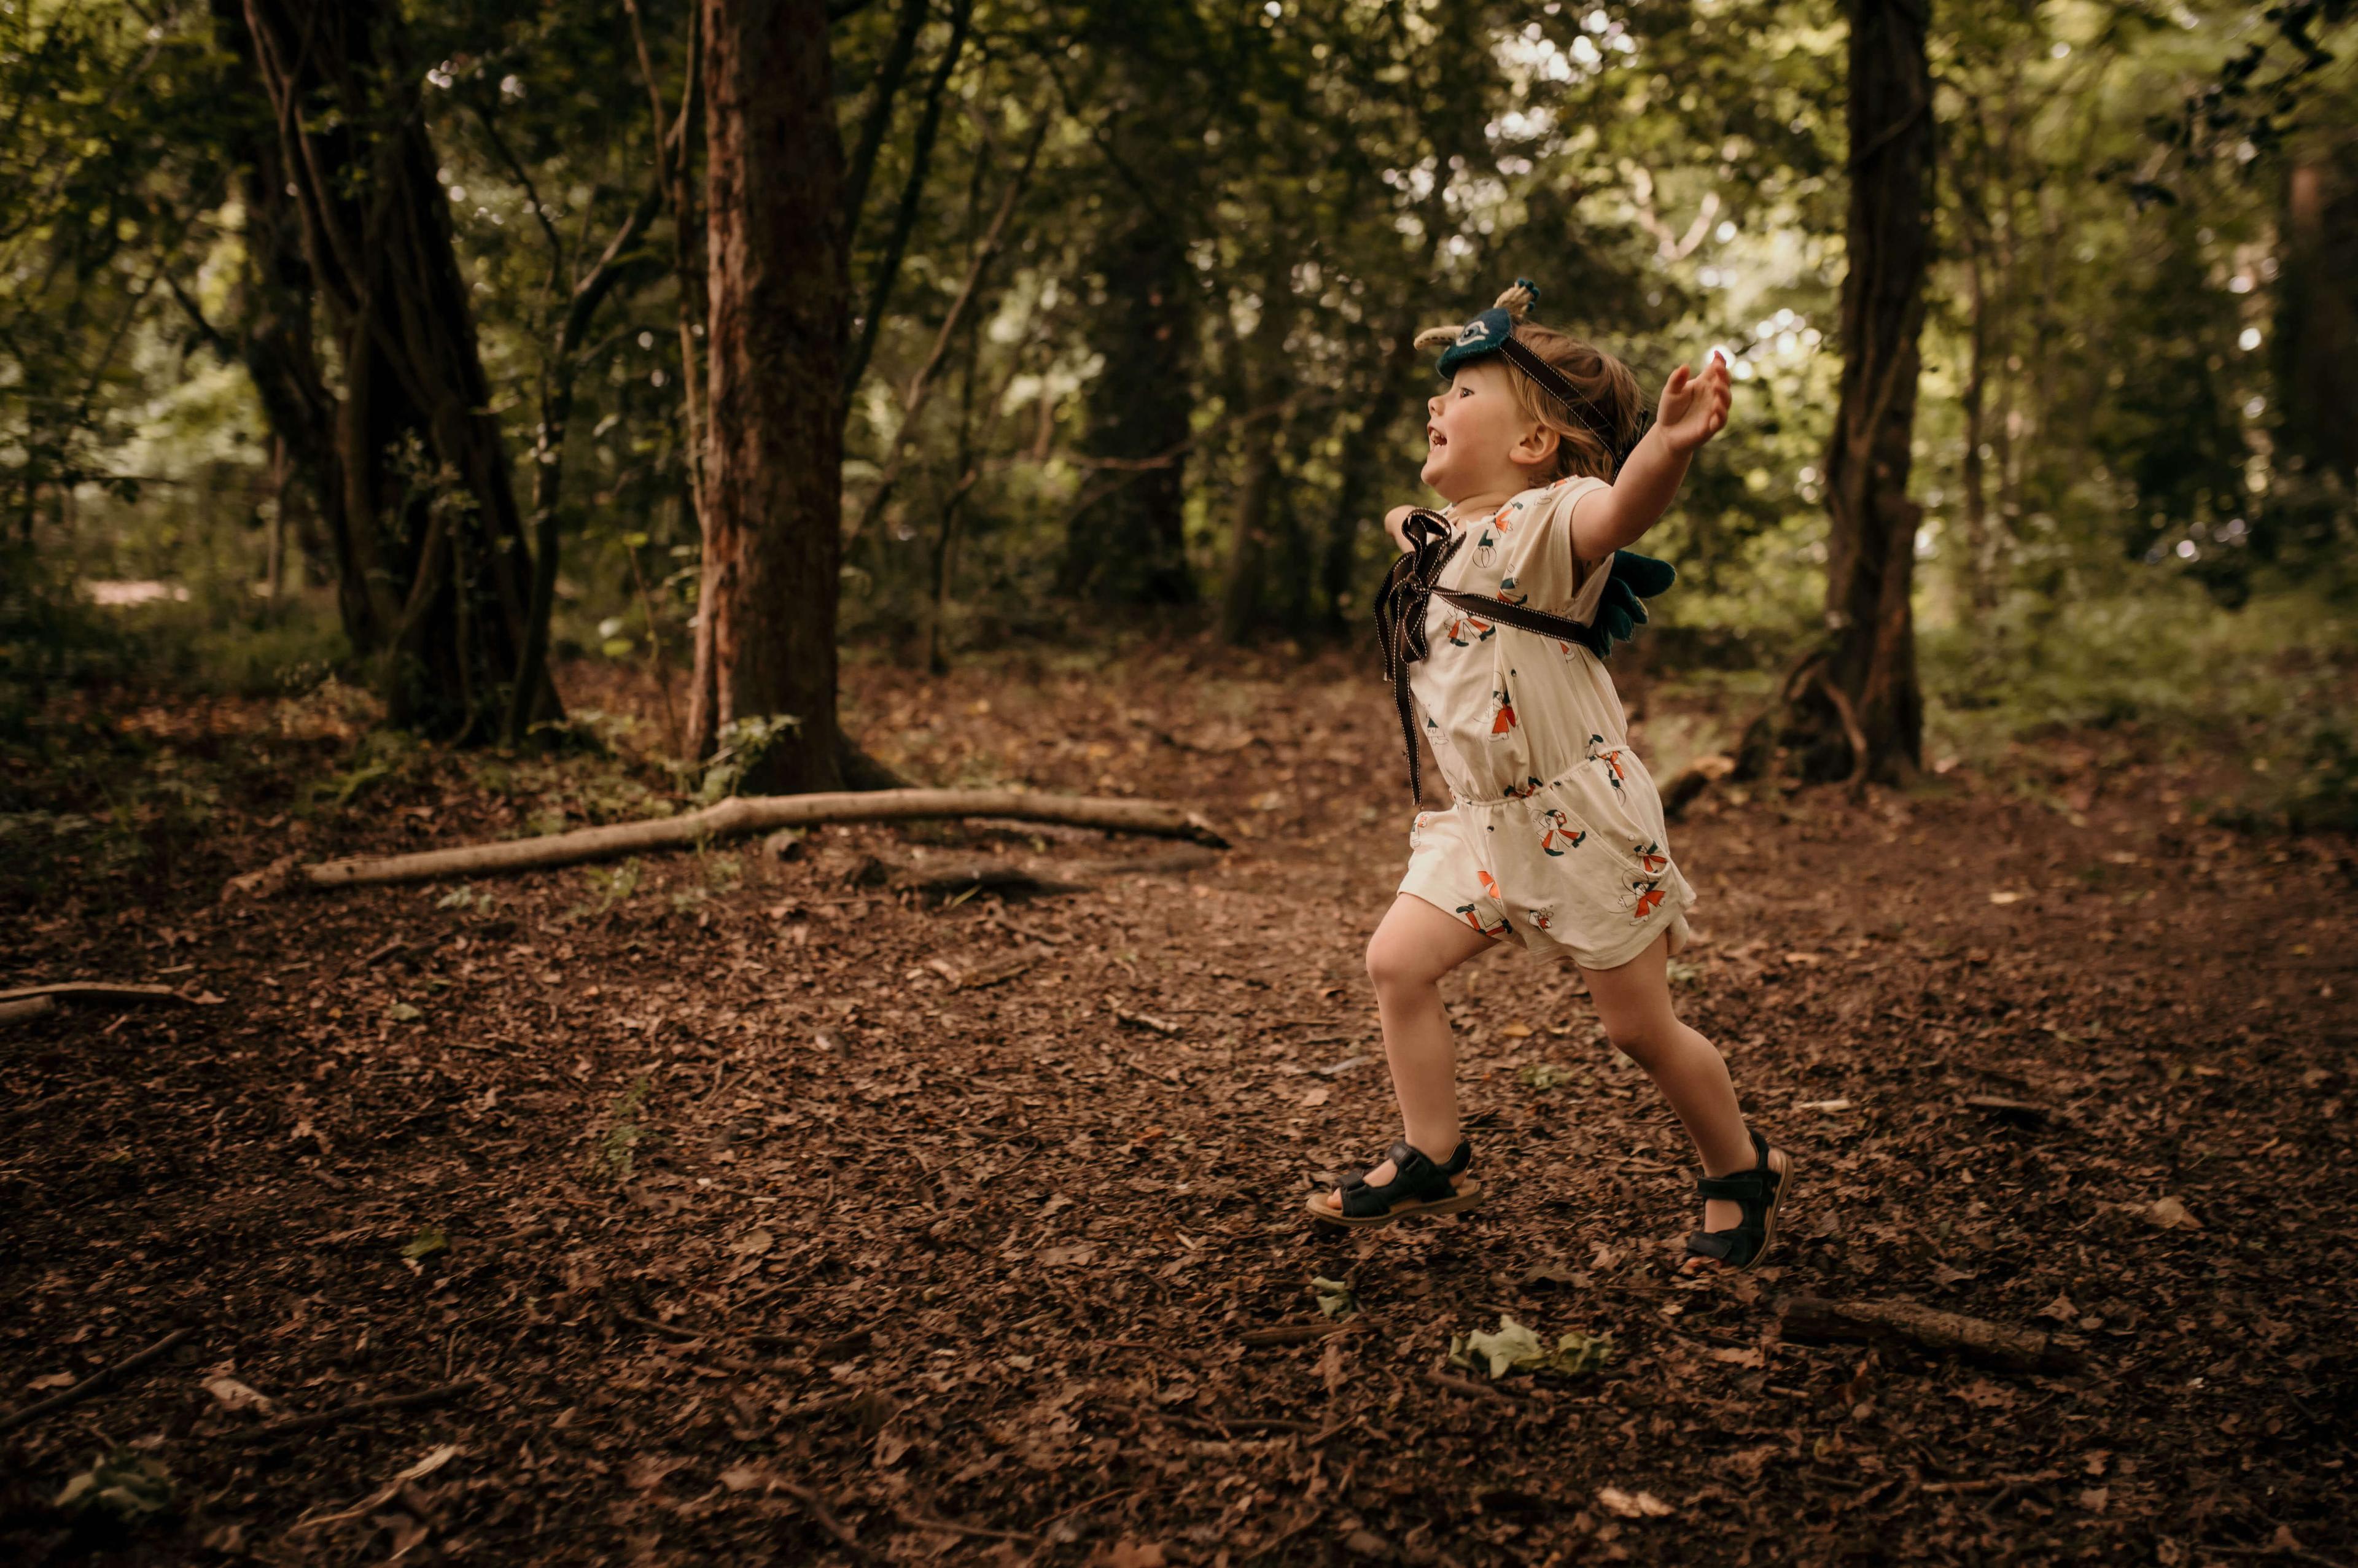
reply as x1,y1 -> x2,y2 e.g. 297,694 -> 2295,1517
1420,361 -> 1546,502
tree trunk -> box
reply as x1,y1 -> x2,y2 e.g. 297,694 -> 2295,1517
688,0 -> 847,795
2274,155 -> 2358,523
1215,276 -> 1296,645
238,0 -> 556,742
1812,0 -> 1933,785
1058,214 -> 1199,605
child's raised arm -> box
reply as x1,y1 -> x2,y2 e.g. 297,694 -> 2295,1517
1568,352 -> 1732,562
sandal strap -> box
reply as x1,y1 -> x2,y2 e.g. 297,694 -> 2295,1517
1684,1227 -> 1748,1263
1337,1139 -> 1471,1219
1696,1171 -> 1770,1201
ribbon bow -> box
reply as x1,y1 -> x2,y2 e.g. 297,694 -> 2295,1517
1373,510 -> 1461,809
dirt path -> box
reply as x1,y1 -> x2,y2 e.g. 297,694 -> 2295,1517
4,650 -> 2354,1564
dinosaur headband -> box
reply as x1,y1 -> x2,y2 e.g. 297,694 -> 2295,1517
1414,279 -> 1646,467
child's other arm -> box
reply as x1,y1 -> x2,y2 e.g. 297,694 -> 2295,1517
1384,505 -> 1418,553
1568,351 -> 1732,561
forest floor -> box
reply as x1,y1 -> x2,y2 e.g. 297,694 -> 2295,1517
3,644 -> 2355,1567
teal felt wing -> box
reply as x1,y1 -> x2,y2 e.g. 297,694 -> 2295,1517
1595,550 -> 1676,655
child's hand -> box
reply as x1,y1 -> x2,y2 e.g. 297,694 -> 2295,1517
1385,504 -> 1418,553
1656,351 -> 1732,454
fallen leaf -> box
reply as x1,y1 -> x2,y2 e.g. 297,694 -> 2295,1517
1988,890 -> 2023,904
1449,1316 -> 1613,1380
626,1454 -> 689,1491
730,1227 -> 776,1257
2146,1196 -> 2201,1230
718,1464 -> 768,1494
2036,1292 -> 2079,1323
1095,1544 -> 1167,1568
1038,1244 -> 1097,1267
1311,1276 -> 1357,1319
204,1376 -> 274,1414
1597,1486 -> 1673,1518
1708,1345 -> 1764,1368
386,1001 -> 423,1023
1300,1085 -> 1331,1108
399,1226 -> 447,1260
2077,1487 -> 2110,1513
28,1372 -> 75,1391
1500,1022 -> 1533,1038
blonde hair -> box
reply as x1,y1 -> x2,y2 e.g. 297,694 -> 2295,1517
1414,282 -> 1645,482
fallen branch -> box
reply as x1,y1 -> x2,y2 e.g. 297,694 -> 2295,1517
0,996 -> 54,1026
1238,1322 -> 1357,1348
0,982 -> 190,1007
1778,1297 -> 2080,1374
230,1379 -> 480,1444
248,788 -> 1228,896
1112,1006 -> 1182,1038
1424,1370 -> 1519,1406
0,1326 -> 196,1435
1961,1094 -> 2052,1126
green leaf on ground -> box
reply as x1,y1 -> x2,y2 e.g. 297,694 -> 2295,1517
1311,1276 -> 1356,1319
1449,1316 -> 1614,1380
401,1225 -> 448,1260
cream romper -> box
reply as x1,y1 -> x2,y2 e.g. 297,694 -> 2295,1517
1396,475 -> 1696,969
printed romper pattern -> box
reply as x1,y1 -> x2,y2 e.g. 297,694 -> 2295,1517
1396,476 -> 1696,970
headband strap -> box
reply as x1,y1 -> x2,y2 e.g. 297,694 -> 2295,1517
1496,334 -> 1645,467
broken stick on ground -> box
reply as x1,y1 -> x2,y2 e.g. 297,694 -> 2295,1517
224,788 -> 1229,898
1778,1296 -> 2082,1374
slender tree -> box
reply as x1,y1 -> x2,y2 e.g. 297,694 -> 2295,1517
687,0 -> 849,793
1813,0 -> 1934,782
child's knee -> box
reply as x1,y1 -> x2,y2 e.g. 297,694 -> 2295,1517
1601,1011 -> 1679,1064
1365,935 -> 1433,998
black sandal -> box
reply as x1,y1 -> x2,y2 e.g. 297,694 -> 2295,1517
1307,1139 -> 1485,1228
1683,1130 -> 1792,1271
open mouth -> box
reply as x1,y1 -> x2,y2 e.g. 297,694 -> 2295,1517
1426,426 -> 1446,449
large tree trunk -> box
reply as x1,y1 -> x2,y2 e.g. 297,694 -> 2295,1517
1811,0 -> 1933,784
688,0 -> 847,795
2273,153 -> 2358,541
1057,214 -> 1199,605
239,0 -> 556,742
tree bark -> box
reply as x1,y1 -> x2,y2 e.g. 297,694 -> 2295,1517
2274,154 -> 2358,521
689,0 -> 848,794
238,0 -> 558,742
1058,213 -> 1199,605
1813,0 -> 1933,785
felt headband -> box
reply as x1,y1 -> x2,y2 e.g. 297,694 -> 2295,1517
1416,279 -> 1648,468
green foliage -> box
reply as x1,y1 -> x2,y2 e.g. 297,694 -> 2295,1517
588,1073 -> 653,1182
696,715 -> 803,804
52,1452 -> 175,1526
566,858 -> 642,922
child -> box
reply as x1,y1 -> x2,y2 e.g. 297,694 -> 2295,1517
1308,281 -> 1792,1274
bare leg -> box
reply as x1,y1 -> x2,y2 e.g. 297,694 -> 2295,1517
1578,932 -> 1784,1271
1313,893 -> 1496,1216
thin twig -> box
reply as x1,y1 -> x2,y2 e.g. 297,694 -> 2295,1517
776,1480 -> 866,1558
896,1506 -> 1038,1545
0,1327 -> 196,1434
230,1379 -> 480,1445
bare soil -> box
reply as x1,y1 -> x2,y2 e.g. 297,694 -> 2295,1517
3,647 -> 2354,1566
